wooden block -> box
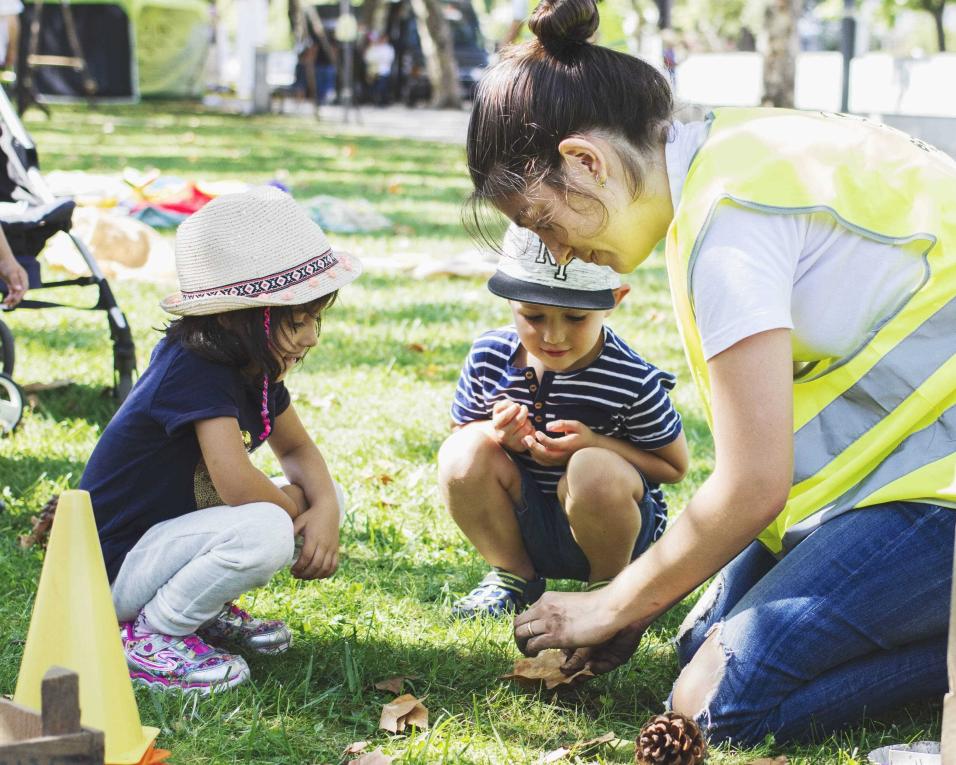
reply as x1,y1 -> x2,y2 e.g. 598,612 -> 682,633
941,694 -> 956,765
0,700 -> 42,745
0,730 -> 103,763
41,667 -> 80,737
0,667 -> 104,764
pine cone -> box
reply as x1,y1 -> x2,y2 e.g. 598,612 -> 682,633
635,711 -> 707,765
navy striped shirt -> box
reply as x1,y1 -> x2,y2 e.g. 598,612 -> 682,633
451,326 -> 682,528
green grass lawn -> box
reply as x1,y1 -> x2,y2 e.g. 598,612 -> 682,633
0,103 -> 942,764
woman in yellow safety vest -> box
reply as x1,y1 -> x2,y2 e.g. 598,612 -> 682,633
465,0 -> 956,745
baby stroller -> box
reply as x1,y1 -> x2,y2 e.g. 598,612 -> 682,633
0,85 -> 136,434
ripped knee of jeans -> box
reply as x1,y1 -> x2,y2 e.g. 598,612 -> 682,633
668,622 -> 731,738
674,575 -> 724,666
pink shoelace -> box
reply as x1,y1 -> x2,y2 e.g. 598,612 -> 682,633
227,603 -> 251,621
182,635 -> 213,656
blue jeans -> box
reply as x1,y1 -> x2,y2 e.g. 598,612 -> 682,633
672,501 -> 953,745
315,64 -> 336,104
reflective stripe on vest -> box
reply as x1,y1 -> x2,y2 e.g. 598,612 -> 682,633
665,108 -> 956,554
793,293 -> 956,484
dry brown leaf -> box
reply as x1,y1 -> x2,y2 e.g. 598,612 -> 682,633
537,731 -> 617,764
538,746 -> 571,763
342,741 -> 369,756
348,748 -> 393,765
406,342 -> 426,353
501,649 -> 595,689
577,732 -> 616,750
373,676 -> 411,694
19,495 -> 58,549
746,758 -> 788,765
538,746 -> 571,765
378,693 -> 429,734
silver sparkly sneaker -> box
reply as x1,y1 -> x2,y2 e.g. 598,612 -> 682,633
197,603 -> 292,655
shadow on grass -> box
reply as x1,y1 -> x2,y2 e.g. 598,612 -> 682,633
22,383 -> 119,430
134,625 -> 674,763
4,314 -> 120,353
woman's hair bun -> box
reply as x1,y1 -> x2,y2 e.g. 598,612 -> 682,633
528,0 -> 599,52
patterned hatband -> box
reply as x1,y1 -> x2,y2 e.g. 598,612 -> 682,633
180,250 -> 338,304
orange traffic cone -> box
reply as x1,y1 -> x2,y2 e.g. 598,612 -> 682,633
14,489 -> 160,764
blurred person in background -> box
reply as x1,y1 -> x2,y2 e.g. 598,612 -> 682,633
364,31 -> 394,106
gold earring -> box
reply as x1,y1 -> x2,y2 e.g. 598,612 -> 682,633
597,176 -> 607,188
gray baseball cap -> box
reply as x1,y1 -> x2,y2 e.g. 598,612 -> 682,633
487,224 -> 621,310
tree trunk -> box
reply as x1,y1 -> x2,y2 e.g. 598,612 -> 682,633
932,4 -> 946,51
761,0 -> 798,107
288,0 -> 300,38
361,0 -> 383,34
410,0 -> 461,108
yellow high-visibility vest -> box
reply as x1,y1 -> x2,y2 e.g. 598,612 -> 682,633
664,108 -> 956,554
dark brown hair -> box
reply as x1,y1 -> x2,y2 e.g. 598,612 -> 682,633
465,0 -> 673,243
164,293 -> 338,384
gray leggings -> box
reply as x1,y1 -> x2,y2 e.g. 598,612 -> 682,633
111,483 -> 345,636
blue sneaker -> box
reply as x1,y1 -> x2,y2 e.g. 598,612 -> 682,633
451,568 -> 546,619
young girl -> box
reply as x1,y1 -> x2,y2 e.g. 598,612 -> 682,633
79,186 -> 361,694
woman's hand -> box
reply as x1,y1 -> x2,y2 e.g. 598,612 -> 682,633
559,621 -> 649,676
492,400 -> 535,452
291,502 -> 340,579
522,420 -> 596,467
0,255 -> 28,309
513,588 -> 624,656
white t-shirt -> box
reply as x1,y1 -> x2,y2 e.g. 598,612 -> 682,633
664,120 -> 928,363
364,42 -> 394,77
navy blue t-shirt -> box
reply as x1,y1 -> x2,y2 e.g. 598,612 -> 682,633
80,336 -> 290,582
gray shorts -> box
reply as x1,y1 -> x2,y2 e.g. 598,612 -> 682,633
512,461 -> 665,582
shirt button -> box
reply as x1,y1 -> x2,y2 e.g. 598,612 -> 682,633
535,415 -> 543,423
534,402 -> 543,410
529,384 -> 538,392
524,371 -> 533,379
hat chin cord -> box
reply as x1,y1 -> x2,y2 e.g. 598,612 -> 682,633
259,307 -> 272,442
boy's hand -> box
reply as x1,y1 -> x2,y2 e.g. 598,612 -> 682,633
291,502 -> 340,580
522,420 -> 596,466
491,400 -> 534,452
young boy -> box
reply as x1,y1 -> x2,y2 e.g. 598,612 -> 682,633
439,225 -> 688,618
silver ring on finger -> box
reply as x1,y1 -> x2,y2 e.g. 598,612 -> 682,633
526,622 -> 536,638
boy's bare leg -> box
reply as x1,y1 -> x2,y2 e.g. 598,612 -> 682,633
558,447 -> 645,583
438,426 -> 536,580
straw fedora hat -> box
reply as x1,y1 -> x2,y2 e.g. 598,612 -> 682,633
160,186 -> 362,316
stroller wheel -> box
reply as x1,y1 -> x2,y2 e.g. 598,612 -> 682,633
0,373 -> 23,434
0,319 -> 13,376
